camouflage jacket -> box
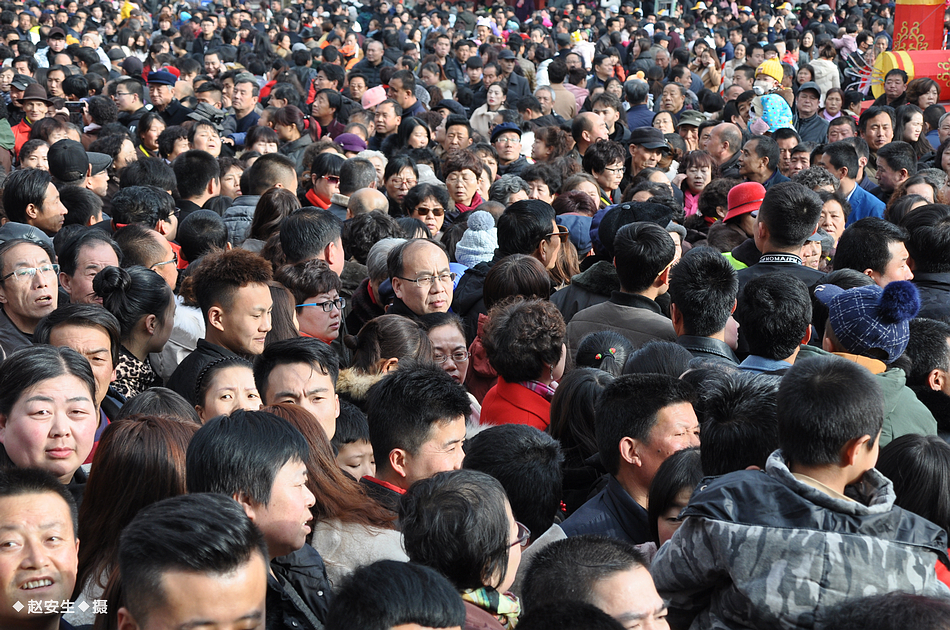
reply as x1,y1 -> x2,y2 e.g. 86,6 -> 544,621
652,451 -> 950,630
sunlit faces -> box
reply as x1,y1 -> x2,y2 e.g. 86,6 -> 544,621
527,178 -> 556,204
652,112 -> 675,135
427,324 -> 469,385
906,182 -> 935,204
408,124 -> 429,149
392,241 -> 454,315
902,112 -> 924,143
374,102 -> 401,136
220,165 -> 244,199
594,161 -> 625,196
297,290 -> 343,343
336,439 -> 375,480
657,488 -> 691,546
0,492 -> 79,629
263,362 -> 340,440
398,416 -> 466,487
493,131 -> 522,164
444,123 -> 472,153
0,242 -> 58,331
869,240 -> 914,287
196,365 -> 262,423
660,84 -> 684,114
60,241 -> 119,305
211,282 -> 273,356
385,167 -> 418,205
827,122 -> 855,143
819,198 -> 847,246
636,403 -> 700,488
630,144 -> 662,173
20,143 -> 48,171
0,374 -> 96,483
824,91 -> 842,117
22,98 -> 48,122
883,75 -> 906,101
876,157 -> 905,192
116,138 -> 138,170
191,125 -> 221,157
409,196 -> 446,236
486,84 -> 505,109
47,324 -> 115,408
589,566 -> 670,630
860,112 -> 893,152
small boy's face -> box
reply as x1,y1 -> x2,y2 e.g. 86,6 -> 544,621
336,440 -> 375,481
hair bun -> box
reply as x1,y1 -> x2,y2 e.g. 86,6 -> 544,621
467,210 -> 495,232
91,265 -> 131,297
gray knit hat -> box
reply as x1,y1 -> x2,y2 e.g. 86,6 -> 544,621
455,211 -> 498,268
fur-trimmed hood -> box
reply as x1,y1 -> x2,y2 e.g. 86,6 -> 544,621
336,367 -> 384,405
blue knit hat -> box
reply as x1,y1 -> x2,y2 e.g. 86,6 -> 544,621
814,281 -> 920,364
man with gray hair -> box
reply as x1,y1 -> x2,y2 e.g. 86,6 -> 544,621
347,189 -> 389,218
625,79 -> 655,130
346,237 -> 405,333
328,157 -> 379,220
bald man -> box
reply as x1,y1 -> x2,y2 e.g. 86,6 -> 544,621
347,188 -> 390,218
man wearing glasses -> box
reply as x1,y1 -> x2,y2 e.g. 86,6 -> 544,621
0,238 -> 58,358
388,239 -> 455,319
492,122 -> 528,178
113,78 -> 148,135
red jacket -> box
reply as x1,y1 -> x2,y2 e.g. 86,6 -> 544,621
480,377 -> 550,431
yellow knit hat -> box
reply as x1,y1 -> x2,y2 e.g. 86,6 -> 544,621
756,59 -> 784,83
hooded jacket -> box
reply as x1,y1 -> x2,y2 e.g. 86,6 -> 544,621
222,194 -> 261,247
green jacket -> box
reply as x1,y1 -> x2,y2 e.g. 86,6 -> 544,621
797,344 -> 937,447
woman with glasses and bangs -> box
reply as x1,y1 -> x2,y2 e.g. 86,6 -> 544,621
276,259 -> 345,345
443,150 -> 486,221
382,154 -> 420,215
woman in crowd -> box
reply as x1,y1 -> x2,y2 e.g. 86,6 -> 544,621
722,42 -> 746,87
821,88 -> 845,121
303,151 -> 345,210
896,104 -> 933,159
421,311 -> 480,426
245,125 -> 280,155
264,402 -> 405,587
443,150 -> 485,221
18,139 -> 49,170
244,186 -> 300,253
382,155 -> 419,215
680,150 -> 717,218
811,43 -> 841,96
531,126 -> 571,163
384,117 -> 431,157
471,83 -> 508,139
818,190 -> 850,250
275,105 -> 313,174
338,315 -> 433,409
135,111 -> 166,158
193,356 -> 262,423
480,298 -> 566,431
652,111 -> 676,135
95,266 -> 175,398
277,259 -> 345,344
401,469 -> 525,630
217,157 -> 245,200
906,78 -> 941,111
266,281 -> 301,345
312,89 -> 346,140
404,183 -> 451,238
649,447 -> 703,548
693,48 -> 722,92
0,345 -> 97,494
71,415 -> 197,626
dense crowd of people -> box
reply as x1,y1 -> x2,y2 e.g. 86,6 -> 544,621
1,0 -> 950,629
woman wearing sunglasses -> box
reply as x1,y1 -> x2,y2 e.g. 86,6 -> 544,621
303,151 -> 345,210
404,183 -> 451,238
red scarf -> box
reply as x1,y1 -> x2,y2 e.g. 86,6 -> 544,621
455,191 -> 483,214
306,188 -> 331,209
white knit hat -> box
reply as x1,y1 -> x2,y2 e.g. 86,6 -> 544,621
455,211 -> 498,268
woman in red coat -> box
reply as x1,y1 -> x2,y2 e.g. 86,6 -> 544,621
480,298 -> 566,431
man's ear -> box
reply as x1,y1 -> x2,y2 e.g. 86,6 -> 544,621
391,276 -> 404,300
389,448 -> 409,479
928,369 -> 947,393
116,607 -> 140,630
619,436 -> 641,468
232,491 -> 257,520
730,298 -> 737,314
25,202 -> 40,220
59,272 -> 72,296
670,303 -> 685,336
208,305 -> 226,332
841,434 -> 873,467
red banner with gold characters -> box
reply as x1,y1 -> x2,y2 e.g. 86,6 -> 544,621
870,51 -> 950,100
891,0 -> 946,51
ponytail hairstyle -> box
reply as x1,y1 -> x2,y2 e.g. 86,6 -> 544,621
93,266 -> 173,342
574,331 -> 635,377
344,314 -> 433,375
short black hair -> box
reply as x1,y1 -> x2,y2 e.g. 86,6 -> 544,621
613,222 -> 675,293
463,424 -> 564,539
518,601 -> 626,630
56,227 -> 122,277
905,318 -> 950,389
177,210 -> 228,263
254,335 -> 340,401
858,105 -> 895,135
596,374 -> 695,476
280,208 -> 343,265
521,535 -> 647,612
244,152 -> 297,195
365,364 -> 470,469
497,199 -> 556,257
59,185 -> 104,227
186,409 -> 310,506
110,185 -> 174,228
647,447 -> 703,544
339,157 -> 378,197
778,356 -> 884,466
0,468 -> 78,535
748,135 -> 781,172
2,168 -> 52,224
118,494 -> 267,627
828,592 -> 950,630
877,141 -> 917,179
699,371 -> 780,475
823,141 -> 859,179
341,212 -> 404,266
326,560 -> 466,630
737,273 -> 812,360
118,158 -> 177,191
172,149 -> 221,200
400,469 -> 511,590
668,246 -> 737,336
757,181 -> 823,248
901,204 -> 950,273
833,217 -> 909,276
112,223 -> 165,268
330,400 -> 370,449
35,302 -> 122,367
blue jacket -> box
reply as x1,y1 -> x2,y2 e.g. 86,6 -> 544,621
559,474 -> 651,546
845,181 -> 886,225
626,103 -> 655,131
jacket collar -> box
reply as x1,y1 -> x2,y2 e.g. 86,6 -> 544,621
677,335 -> 738,363
609,290 -> 662,314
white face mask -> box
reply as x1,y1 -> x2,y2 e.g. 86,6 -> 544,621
753,79 -> 774,95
